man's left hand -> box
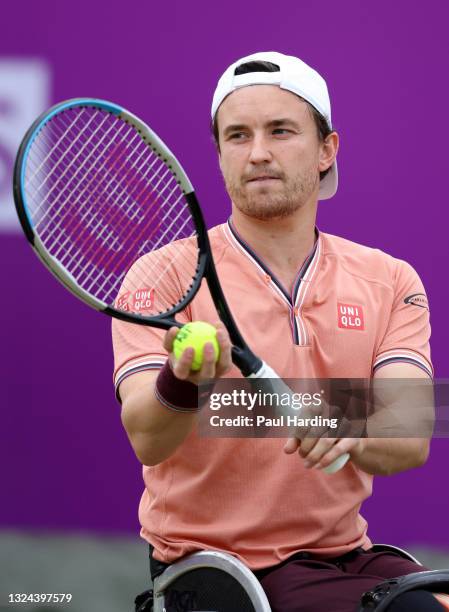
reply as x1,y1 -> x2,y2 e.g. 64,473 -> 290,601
283,436 -> 365,471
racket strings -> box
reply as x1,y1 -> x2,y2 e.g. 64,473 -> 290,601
32,133 -> 197,308
29,111 -> 116,221
44,117 -> 198,303
29,110 -> 194,276
26,109 -> 89,187
28,114 -> 135,235
42,128 -> 158,262
31,111 -> 190,251
84,197 -> 190,300
24,106 -> 200,312
40,132 -> 194,310
44,124 -> 157,261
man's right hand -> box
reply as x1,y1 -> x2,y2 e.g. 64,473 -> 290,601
119,322 -> 233,466
163,322 -> 233,385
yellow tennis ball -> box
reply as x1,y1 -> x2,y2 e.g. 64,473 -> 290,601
173,322 -> 220,371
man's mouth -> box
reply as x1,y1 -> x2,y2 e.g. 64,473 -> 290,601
246,175 -> 281,183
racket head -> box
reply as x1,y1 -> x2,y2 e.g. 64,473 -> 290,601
13,98 -> 209,329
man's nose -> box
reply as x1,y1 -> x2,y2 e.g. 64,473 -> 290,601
248,135 -> 273,164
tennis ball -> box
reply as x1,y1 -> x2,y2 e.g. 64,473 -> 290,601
173,322 -> 220,371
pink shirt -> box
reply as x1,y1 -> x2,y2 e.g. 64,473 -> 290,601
112,222 -> 432,569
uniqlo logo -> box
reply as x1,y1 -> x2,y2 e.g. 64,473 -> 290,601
337,303 -> 365,330
132,288 -> 154,311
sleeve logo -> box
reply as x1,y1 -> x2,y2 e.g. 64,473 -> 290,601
116,292 -> 131,311
404,293 -> 429,310
337,303 -> 365,330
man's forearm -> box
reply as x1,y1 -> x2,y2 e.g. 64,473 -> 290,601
120,372 -> 198,466
350,438 -> 430,476
352,370 -> 433,475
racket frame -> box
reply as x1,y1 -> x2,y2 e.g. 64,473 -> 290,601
13,98 -> 261,374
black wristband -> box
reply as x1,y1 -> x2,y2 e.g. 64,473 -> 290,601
154,361 -> 199,413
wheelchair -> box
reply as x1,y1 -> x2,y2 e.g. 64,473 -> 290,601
134,544 -> 424,612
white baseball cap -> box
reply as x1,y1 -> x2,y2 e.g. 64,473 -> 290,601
211,51 -> 338,200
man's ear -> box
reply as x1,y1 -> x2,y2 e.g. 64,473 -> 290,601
319,131 -> 339,173
211,113 -> 222,161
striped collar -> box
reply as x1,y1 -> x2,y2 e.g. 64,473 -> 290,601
223,218 -> 322,345
225,217 -> 320,304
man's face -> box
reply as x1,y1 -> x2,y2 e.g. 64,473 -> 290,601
216,85 -> 329,221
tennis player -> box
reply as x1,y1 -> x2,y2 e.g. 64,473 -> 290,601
113,52 -> 444,611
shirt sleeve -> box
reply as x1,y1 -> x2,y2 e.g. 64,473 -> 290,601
111,246 -> 193,400
373,259 -> 433,377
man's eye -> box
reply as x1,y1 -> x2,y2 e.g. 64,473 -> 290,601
273,128 -> 290,135
229,132 -> 246,140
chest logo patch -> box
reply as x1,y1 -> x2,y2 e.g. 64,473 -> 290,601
337,303 -> 365,330
132,288 -> 155,311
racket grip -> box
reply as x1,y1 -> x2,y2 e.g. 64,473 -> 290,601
322,452 -> 350,474
248,362 -> 350,474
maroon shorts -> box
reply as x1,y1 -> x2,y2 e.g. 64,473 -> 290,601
254,547 -> 430,612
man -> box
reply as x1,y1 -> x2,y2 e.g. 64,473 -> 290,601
113,52 -> 441,611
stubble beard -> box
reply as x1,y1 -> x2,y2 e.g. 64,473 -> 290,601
224,167 -> 320,221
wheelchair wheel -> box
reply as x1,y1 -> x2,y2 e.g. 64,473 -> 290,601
162,566 -> 258,611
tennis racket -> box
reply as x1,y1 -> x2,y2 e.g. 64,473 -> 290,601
13,98 -> 349,474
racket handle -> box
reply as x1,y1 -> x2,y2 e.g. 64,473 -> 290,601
322,452 -> 350,474
248,362 -> 350,474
